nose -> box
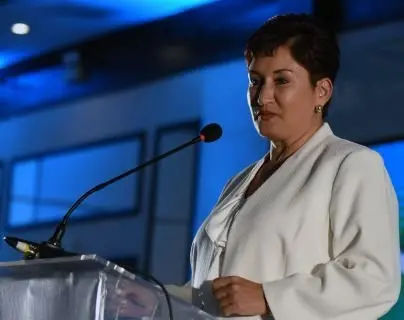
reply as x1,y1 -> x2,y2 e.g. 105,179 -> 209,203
257,83 -> 275,106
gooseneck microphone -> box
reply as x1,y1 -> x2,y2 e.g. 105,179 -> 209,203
4,123 -> 222,259
3,123 -> 221,320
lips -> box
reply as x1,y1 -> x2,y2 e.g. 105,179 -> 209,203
258,111 -> 277,120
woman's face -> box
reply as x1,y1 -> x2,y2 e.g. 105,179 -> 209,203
247,45 -> 332,142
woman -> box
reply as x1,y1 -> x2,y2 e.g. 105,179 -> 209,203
117,13 -> 402,319
179,13 -> 401,319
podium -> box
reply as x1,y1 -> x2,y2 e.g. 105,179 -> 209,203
0,254 -> 215,320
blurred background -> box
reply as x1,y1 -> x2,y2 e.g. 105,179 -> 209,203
0,0 -> 403,318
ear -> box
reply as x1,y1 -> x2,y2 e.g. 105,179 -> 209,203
315,78 -> 333,106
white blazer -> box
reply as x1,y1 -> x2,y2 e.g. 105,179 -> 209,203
169,123 -> 402,320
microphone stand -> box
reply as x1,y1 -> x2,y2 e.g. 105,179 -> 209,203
47,135 -> 202,249
6,134 -> 205,259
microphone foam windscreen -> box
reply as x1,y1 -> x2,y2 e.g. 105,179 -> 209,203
200,123 -> 222,143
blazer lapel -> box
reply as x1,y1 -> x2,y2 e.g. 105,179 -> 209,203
241,123 -> 334,212
191,160 -> 264,286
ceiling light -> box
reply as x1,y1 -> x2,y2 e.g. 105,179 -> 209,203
11,23 -> 30,35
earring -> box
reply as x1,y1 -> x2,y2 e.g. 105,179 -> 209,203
314,105 -> 323,114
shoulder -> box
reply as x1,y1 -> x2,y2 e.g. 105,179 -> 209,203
323,134 -> 385,169
324,135 -> 388,184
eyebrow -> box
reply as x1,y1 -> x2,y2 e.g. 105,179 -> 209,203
274,68 -> 293,74
249,68 -> 293,75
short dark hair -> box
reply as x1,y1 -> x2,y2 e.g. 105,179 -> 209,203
244,14 -> 340,117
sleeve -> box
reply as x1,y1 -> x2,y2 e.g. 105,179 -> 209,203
262,149 -> 402,320
165,282 -> 192,303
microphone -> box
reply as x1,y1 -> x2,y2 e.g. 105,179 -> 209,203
2,236 -> 78,259
4,123 -> 222,259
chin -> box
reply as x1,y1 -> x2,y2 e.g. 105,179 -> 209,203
255,121 -> 284,141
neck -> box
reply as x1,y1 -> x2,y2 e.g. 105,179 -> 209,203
269,122 -> 324,163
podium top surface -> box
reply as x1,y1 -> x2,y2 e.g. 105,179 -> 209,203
0,254 -> 135,279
